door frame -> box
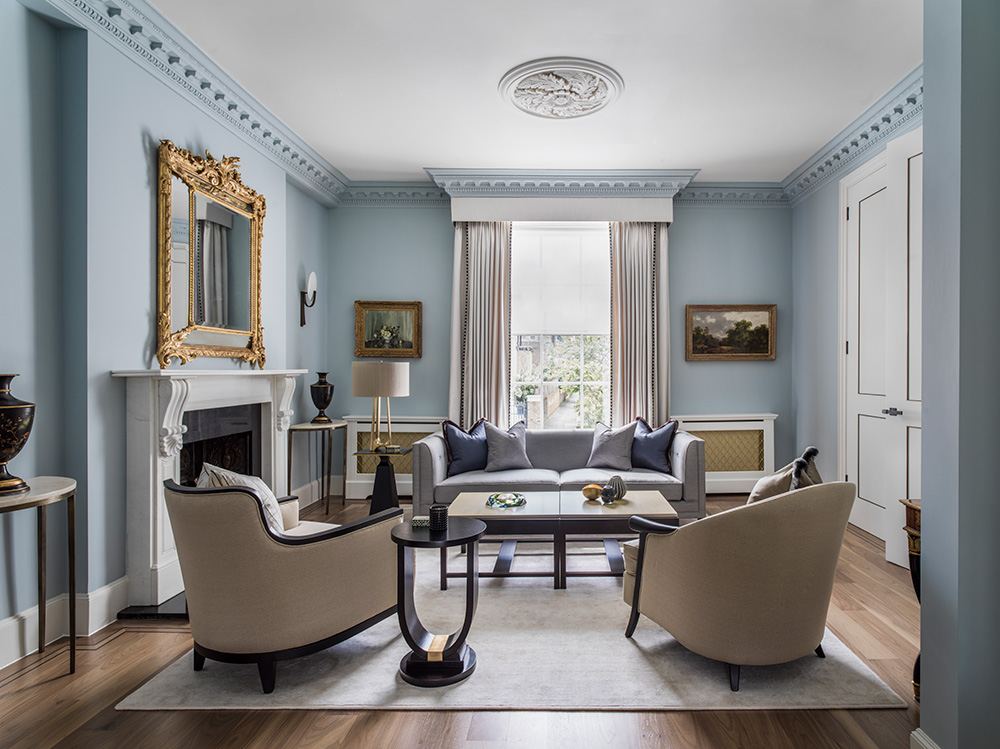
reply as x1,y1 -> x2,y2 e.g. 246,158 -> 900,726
837,152 -> 888,495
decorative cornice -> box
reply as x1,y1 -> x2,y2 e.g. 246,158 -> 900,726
339,183 -> 450,207
40,0 -> 349,206
782,64 -> 923,205
425,169 -> 699,198
674,183 -> 790,207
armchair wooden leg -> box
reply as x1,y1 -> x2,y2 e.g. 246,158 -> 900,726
815,644 -> 825,658
257,656 -> 277,694
729,663 -> 740,692
624,532 -> 648,639
625,604 -> 641,638
193,650 -> 206,671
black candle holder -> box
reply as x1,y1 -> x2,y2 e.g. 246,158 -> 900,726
429,504 -> 449,532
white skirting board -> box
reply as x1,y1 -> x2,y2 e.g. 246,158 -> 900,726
292,475 -> 345,509
0,576 -> 129,670
910,729 -> 941,749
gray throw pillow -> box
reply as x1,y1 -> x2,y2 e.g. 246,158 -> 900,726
484,421 -> 533,471
586,421 -> 636,470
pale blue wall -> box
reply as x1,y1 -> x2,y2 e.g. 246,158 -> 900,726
0,4 -> 330,621
669,205 -> 796,464
327,204 -> 454,416
285,181 -> 332,491
922,0 -> 1000,745
0,1 -> 67,620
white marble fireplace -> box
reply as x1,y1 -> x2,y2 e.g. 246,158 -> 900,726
112,369 -> 306,606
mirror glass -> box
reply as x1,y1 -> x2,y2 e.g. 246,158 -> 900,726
157,140 -> 266,368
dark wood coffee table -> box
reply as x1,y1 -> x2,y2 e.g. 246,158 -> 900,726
391,517 -> 486,687
445,490 -> 678,589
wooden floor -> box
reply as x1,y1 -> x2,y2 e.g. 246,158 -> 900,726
0,496 -> 920,749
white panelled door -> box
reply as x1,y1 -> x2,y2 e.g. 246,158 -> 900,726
842,128 -> 923,568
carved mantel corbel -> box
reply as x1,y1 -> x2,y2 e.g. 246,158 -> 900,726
157,378 -> 190,459
273,375 -> 296,432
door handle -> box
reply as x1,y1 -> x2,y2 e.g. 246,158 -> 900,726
882,407 -> 903,416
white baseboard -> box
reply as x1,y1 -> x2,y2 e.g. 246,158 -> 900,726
292,474 -> 345,509
910,729 -> 941,749
0,575 -> 129,670
81,576 -> 130,636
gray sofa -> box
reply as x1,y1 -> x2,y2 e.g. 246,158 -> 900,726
412,428 -> 706,519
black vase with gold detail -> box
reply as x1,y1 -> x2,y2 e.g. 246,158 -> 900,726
0,374 -> 35,496
310,372 -> 334,424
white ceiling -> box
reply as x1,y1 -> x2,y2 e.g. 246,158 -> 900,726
150,0 -> 923,184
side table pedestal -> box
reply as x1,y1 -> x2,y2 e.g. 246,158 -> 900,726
391,518 -> 486,687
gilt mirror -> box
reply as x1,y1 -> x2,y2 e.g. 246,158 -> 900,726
156,139 -> 266,367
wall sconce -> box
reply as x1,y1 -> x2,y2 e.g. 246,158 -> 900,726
300,271 -> 317,327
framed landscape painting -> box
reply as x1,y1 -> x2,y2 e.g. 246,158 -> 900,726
685,304 -> 776,361
354,301 -> 422,358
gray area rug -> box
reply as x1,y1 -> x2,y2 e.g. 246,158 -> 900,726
119,544 -> 905,711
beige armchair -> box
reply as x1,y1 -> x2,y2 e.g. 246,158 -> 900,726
623,482 -> 855,690
163,480 -> 402,693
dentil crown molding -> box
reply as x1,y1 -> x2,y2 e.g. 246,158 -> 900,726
339,183 -> 450,207
782,64 -> 923,205
674,184 -> 790,207
425,169 -> 699,199
35,0 -> 350,206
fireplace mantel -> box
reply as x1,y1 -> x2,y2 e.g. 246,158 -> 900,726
112,369 -> 307,605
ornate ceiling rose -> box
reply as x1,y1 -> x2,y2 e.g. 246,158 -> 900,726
499,57 -> 624,119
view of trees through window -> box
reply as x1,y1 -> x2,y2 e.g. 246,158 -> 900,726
510,222 -> 610,428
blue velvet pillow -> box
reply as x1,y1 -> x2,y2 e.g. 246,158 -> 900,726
631,418 -> 678,473
443,419 -> 488,476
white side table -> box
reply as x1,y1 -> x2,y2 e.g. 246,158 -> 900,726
287,420 -> 347,513
0,476 -> 76,673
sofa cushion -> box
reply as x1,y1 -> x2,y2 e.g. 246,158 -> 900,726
435,468 -> 560,504
443,419 -> 488,476
586,421 -> 636,470
559,468 -> 683,500
631,418 -> 678,473
196,462 -> 283,534
485,421 -> 533,471
525,429 -> 595,471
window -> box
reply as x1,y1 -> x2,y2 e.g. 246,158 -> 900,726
510,222 -> 610,428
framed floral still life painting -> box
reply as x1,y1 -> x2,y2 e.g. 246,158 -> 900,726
354,301 -> 422,358
685,304 -> 776,361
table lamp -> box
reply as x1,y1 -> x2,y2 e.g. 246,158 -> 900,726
351,361 -> 409,451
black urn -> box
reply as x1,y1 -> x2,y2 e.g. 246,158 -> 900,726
0,374 -> 35,496
310,372 -> 334,424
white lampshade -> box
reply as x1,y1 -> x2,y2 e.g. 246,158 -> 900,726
352,361 -> 409,398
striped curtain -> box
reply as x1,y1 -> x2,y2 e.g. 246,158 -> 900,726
448,221 -> 512,428
610,222 -> 670,427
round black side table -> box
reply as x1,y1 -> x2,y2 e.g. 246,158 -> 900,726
390,517 -> 486,687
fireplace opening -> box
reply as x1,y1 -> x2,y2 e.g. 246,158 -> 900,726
180,404 -> 262,485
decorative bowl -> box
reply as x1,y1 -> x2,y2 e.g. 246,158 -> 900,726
486,492 -> 526,508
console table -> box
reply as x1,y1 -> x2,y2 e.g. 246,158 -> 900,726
287,419 -> 347,513
0,476 -> 76,674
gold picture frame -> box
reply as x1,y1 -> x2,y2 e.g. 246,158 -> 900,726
156,139 -> 266,368
354,301 -> 422,358
686,304 -> 776,361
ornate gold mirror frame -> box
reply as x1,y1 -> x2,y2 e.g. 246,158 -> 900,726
156,140 -> 266,367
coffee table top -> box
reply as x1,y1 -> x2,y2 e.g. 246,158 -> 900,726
449,490 -> 677,520
450,491 -> 561,519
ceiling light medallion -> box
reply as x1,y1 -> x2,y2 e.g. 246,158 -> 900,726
499,57 -> 624,119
